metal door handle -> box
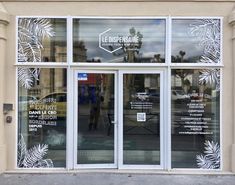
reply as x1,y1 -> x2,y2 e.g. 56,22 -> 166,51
111,121 -> 116,124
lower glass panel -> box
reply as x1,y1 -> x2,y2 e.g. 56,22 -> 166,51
77,73 -> 115,164
18,68 -> 67,168
171,69 -> 220,169
123,74 -> 160,165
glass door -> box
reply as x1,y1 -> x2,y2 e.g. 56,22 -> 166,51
119,70 -> 163,169
74,70 -> 117,168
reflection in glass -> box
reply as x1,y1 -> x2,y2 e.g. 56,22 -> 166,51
77,73 -> 115,164
18,68 -> 67,167
172,19 -> 221,64
73,19 -> 165,63
18,18 -> 67,63
123,74 -> 160,165
171,69 -> 220,168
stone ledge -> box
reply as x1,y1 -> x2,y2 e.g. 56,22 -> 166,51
4,169 -> 234,174
3,0 -> 235,2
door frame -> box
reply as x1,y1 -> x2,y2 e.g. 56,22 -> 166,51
72,69 -> 166,169
73,70 -> 118,169
118,70 -> 164,169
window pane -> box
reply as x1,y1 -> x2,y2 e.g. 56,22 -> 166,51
172,19 -> 221,64
171,69 -> 220,169
77,73 -> 115,164
18,18 -> 67,63
123,74 -> 161,165
18,68 -> 67,168
73,19 -> 165,63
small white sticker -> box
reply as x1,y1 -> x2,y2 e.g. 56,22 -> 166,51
137,112 -> 146,122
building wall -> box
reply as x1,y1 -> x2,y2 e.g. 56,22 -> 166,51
0,1 -> 234,172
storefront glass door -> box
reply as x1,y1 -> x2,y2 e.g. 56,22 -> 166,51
119,70 -> 163,169
74,70 -> 163,169
74,71 -> 117,168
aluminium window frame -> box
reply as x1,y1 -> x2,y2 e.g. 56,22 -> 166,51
15,16 -> 223,171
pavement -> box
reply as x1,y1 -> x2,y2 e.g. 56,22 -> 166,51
0,172 -> 235,185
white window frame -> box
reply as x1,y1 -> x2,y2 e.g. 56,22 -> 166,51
15,16 -> 223,171
117,69 -> 165,169
73,69 -> 118,169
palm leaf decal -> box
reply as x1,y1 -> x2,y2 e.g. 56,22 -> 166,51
18,18 -> 54,89
190,19 -> 221,90
22,144 -> 48,168
199,69 -> 220,91
36,159 -> 54,168
18,18 -> 54,63
17,135 -> 27,166
19,18 -> 54,39
17,134 -> 54,168
18,68 -> 40,89
190,19 -> 220,64
196,140 -> 220,169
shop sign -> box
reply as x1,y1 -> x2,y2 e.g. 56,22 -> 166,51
99,28 -> 139,53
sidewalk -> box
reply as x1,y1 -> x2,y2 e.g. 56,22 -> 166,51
0,173 -> 235,185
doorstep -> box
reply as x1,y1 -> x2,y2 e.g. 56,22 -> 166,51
4,169 -> 234,175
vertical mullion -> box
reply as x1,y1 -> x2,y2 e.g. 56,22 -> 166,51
114,71 -> 118,167
219,68 -> 223,170
67,16 -> 73,66
73,70 -> 78,168
66,16 -> 74,169
166,16 -> 172,170
15,16 -> 19,169
220,17 -> 223,170
160,71 -> 164,169
118,70 -> 123,169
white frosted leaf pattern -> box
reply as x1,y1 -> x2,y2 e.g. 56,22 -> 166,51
22,144 -> 48,168
18,68 -> 34,89
190,19 -> 221,89
17,135 -> 27,166
19,42 -> 41,63
196,140 -> 220,169
190,19 -> 220,64
18,18 -> 54,89
18,68 -> 40,89
199,69 -> 220,91
17,134 -> 54,168
35,159 -> 54,168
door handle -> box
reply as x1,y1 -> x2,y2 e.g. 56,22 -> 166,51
111,121 -> 116,124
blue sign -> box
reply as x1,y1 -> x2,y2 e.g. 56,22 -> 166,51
78,73 -> 88,81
